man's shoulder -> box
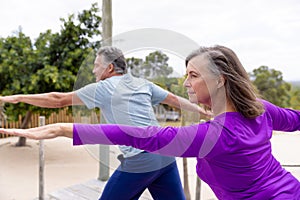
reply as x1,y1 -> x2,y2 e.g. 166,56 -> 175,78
121,74 -> 150,86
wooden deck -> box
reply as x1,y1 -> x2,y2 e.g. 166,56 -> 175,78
37,179 -> 152,200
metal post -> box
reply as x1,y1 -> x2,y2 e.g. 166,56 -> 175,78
39,116 -> 45,200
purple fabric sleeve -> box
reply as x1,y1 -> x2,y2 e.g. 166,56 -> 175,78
73,123 -> 209,157
73,125 -> 82,145
73,124 -> 114,146
262,100 -> 300,131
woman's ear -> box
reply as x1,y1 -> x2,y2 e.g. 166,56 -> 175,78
217,75 -> 225,88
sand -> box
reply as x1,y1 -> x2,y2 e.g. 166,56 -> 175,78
0,137 -> 99,200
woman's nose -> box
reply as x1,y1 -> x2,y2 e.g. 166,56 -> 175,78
183,78 -> 190,88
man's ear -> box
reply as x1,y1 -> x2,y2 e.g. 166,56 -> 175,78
108,63 -> 115,73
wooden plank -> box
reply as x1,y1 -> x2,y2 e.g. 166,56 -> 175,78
49,188 -> 88,200
32,194 -> 53,200
68,183 -> 101,199
48,179 -> 105,200
83,179 -> 106,192
47,179 -> 153,200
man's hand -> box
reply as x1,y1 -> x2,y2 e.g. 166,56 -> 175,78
0,123 -> 73,140
0,128 -> 34,139
0,95 -> 19,104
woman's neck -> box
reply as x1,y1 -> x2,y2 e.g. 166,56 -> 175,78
211,100 -> 236,116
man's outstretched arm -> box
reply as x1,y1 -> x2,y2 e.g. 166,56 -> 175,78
0,123 -> 73,140
161,93 -> 212,117
0,92 -> 83,108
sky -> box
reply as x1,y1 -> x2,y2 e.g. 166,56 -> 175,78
0,0 -> 300,81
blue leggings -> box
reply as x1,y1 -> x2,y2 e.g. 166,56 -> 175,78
99,152 -> 185,200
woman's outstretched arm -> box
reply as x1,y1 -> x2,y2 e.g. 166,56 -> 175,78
0,123 -> 73,140
0,123 -> 208,157
73,123 -> 207,157
262,100 -> 300,132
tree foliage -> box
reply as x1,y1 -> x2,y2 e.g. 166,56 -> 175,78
289,86 -> 300,110
0,31 -> 38,117
126,51 -> 189,100
169,76 -> 187,98
250,66 -> 291,107
127,51 -> 173,79
126,57 -> 143,78
0,3 -> 101,145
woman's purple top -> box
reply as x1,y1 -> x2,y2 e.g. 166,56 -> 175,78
73,100 -> 300,199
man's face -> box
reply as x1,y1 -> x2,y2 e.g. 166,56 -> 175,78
93,55 -> 110,82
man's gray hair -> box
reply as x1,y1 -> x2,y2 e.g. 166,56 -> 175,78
97,46 -> 127,74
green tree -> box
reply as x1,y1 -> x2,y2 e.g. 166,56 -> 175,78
250,66 -> 291,107
143,51 -> 173,78
126,51 -> 174,81
127,51 -> 173,79
0,94 -> 7,129
0,31 -> 38,146
126,57 -> 143,77
289,87 -> 300,110
170,76 -> 188,99
0,3 -> 101,146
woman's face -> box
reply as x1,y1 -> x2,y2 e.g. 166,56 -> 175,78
183,55 -> 219,106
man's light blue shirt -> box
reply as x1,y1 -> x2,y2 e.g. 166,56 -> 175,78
75,73 -> 168,157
